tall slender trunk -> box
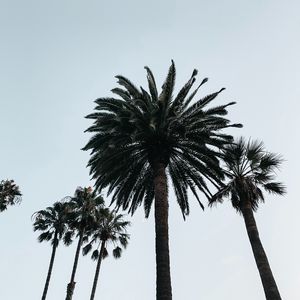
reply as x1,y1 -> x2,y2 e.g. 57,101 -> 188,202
65,230 -> 84,300
153,162 -> 172,300
90,241 -> 106,300
242,202 -> 281,300
41,232 -> 58,300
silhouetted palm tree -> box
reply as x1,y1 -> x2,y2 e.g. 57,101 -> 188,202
83,61 -> 241,300
83,208 -> 130,300
0,179 -> 21,212
210,138 -> 285,300
65,187 -> 104,300
33,201 -> 73,300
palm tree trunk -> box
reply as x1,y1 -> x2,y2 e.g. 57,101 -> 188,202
153,162 -> 172,300
65,230 -> 84,300
90,241 -> 105,300
41,233 -> 58,300
242,202 -> 281,300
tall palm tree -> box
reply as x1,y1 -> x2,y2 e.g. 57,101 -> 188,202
83,208 -> 130,300
32,201 -> 73,300
0,179 -> 21,212
65,187 -> 104,300
83,61 -> 242,300
210,138 -> 285,300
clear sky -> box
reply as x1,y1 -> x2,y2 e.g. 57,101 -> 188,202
0,0 -> 299,299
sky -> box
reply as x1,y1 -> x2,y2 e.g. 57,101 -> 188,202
0,0 -> 299,299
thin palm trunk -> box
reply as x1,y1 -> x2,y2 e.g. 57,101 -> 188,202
41,233 -> 58,300
153,162 -> 172,300
89,241 -> 106,300
65,230 -> 84,300
242,201 -> 281,300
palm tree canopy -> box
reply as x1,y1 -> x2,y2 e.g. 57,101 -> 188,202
0,179 -> 22,212
210,137 -> 286,212
32,201 -> 73,246
83,61 -> 242,217
67,187 -> 105,233
83,208 -> 130,260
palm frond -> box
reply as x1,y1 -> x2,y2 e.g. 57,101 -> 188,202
112,246 -> 122,259
263,182 -> 286,195
91,249 -> 99,261
144,66 -> 158,101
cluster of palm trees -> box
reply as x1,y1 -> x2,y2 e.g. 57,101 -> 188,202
83,61 -> 285,300
2,61 -> 285,300
32,186 -> 130,300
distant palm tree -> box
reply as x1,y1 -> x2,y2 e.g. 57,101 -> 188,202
210,138 -> 285,300
0,179 -> 21,212
33,201 -> 73,300
83,61 -> 242,299
65,187 -> 104,300
83,208 -> 130,300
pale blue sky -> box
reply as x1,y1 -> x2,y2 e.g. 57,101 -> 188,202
0,0 -> 299,299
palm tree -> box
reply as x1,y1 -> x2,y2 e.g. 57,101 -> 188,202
83,208 -> 130,300
209,138 -> 285,300
32,201 -> 73,300
65,186 -> 104,300
83,61 -> 242,300
0,179 -> 21,212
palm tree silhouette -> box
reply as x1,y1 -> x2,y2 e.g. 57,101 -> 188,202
210,138 -> 285,300
83,61 -> 241,299
83,208 -> 130,300
33,201 -> 73,300
65,187 -> 104,300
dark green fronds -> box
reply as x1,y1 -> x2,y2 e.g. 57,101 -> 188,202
112,246 -> 122,259
119,235 -> 129,248
170,68 -> 198,113
111,88 -> 131,101
144,66 -> 158,101
210,138 -> 286,212
159,60 -> 176,105
0,179 -> 22,212
263,182 -> 286,195
259,153 -> 283,172
84,61 -> 242,218
82,208 -> 130,262
115,75 -> 141,99
91,249 -> 99,261
183,77 -> 209,110
32,200 -> 73,248
82,243 -> 93,256
63,230 -> 74,246
38,231 -> 53,243
67,187 -> 105,232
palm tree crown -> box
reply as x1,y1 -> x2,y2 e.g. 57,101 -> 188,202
0,179 -> 22,212
32,201 -> 73,247
83,208 -> 130,260
210,137 -> 286,211
83,60 -> 242,217
68,186 -> 105,231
